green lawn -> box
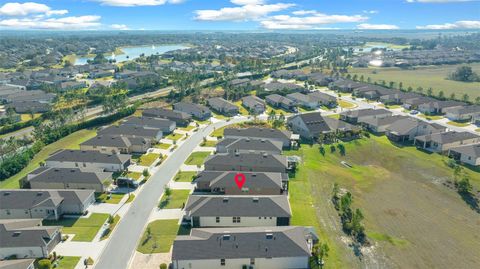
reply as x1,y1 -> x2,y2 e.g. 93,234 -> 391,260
44,213 -> 109,242
327,114 -> 340,119
100,215 -> 120,241
212,112 -> 230,120
418,114 -> 444,121
348,63 -> 480,100
124,171 -> 142,181
233,100 -> 250,116
447,121 -> 471,127
96,193 -> 125,204
200,140 -> 217,147
338,99 -> 357,109
159,190 -> 191,209
137,220 -> 190,254
138,153 -> 161,166
266,105 -> 291,116
54,256 -> 81,269
155,143 -> 172,150
179,125 -> 195,131
174,171 -> 197,182
125,194 -> 135,203
0,129 -> 97,189
165,133 -> 184,141
210,126 -> 227,138
184,151 -> 211,166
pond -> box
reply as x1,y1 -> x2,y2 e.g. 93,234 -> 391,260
74,44 -> 188,65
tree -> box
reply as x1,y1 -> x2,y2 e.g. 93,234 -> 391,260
313,242 -> 330,267
319,146 -> 326,156
143,168 -> 150,177
399,82 -> 403,90
38,259 -> 51,269
457,176 -> 472,194
476,97 -> 480,105
337,143 -> 346,156
407,86 -> 413,92
164,186 -> 172,196
438,90 -> 445,99
450,93 -> 456,100
462,94 -> 469,102
448,66 -> 479,82
427,87 -> 433,96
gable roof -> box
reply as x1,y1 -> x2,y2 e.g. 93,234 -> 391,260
46,149 -> 131,165
122,116 -> 175,129
172,226 -> 312,260
195,171 -> 284,190
217,138 -> 283,154
290,112 -> 359,135
415,131 -> 479,144
340,108 -> 392,118
224,127 -> 292,141
28,167 -> 112,185
98,124 -> 161,139
185,195 -> 291,217
0,219 -> 60,249
360,115 -> 409,127
204,152 -> 288,171
207,97 -> 238,111
386,118 -> 446,135
142,108 -> 191,121
81,135 -> 148,148
0,189 -> 94,210
450,143 -> 480,158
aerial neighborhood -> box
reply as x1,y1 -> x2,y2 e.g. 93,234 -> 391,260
1,23 -> 480,269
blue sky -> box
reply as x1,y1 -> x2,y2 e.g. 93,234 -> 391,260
0,0 -> 479,30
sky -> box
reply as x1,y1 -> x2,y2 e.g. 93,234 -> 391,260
0,0 -> 478,31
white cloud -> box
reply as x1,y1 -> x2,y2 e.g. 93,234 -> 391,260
416,20 -> 480,29
260,13 -> 368,29
291,10 -> 318,15
357,23 -> 399,29
195,0 -> 294,21
406,0 -> 478,2
92,0 -> 183,6
0,2 -> 67,16
111,23 -> 129,30
0,15 -> 101,29
362,10 -> 378,14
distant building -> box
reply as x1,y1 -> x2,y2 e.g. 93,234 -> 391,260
385,118 -> 446,142
98,124 -> 163,141
241,95 -> 266,114
173,102 -> 211,120
122,116 -> 176,134
142,108 -> 192,127
414,131 -> 480,153
340,108 -> 392,124
207,97 -> 239,116
265,94 -> 297,112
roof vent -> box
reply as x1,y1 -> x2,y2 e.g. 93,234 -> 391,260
266,233 -> 273,240
223,197 -> 229,203
253,197 -> 259,203
13,231 -> 21,237
223,234 -> 230,240
36,192 -> 43,196
263,153 -> 268,158
3,192 -> 11,196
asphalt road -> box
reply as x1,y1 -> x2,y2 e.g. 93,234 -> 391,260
94,116 -> 247,269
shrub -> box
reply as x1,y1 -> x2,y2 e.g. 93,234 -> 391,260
160,263 -> 168,269
38,259 -> 52,269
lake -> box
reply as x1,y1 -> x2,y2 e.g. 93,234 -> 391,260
74,44 -> 188,65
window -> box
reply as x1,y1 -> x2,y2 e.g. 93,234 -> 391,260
233,216 -> 241,223
250,258 -> 255,265
216,217 -> 220,223
220,259 -> 225,266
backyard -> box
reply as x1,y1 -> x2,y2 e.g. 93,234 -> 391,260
285,135 -> 480,269
0,129 -> 97,189
348,63 -> 480,100
137,219 -> 190,254
184,151 -> 211,166
44,213 -> 109,242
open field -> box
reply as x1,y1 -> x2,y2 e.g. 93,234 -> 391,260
159,189 -> 190,209
184,151 -> 211,166
44,213 -> 109,242
137,220 -> 190,254
285,135 -> 480,269
0,129 -> 97,189
348,63 -> 480,100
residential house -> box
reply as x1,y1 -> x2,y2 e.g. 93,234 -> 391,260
385,118 -> 447,142
204,152 -> 288,173
59,81 -> 86,91
223,127 -> 293,148
264,82 -> 304,93
173,102 -> 211,120
307,91 -> 337,108
142,108 -> 191,127
0,219 -> 61,259
172,226 -> 317,269
328,79 -> 365,93
360,115 -> 409,133
26,167 -> 112,193
414,132 -> 480,153
122,116 -> 176,134
194,171 -> 286,195
45,149 -> 131,172
216,138 -> 283,155
340,108 -> 393,124
418,100 -> 466,115
306,73 -> 334,86
287,112 -> 360,140
265,94 -> 297,112
379,92 -> 420,105
353,85 -> 391,100
241,95 -> 266,114
184,195 -> 291,227
286,92 -> 318,110
0,189 -> 95,220
449,143 -> 480,166
80,135 -> 150,154
207,97 -> 239,116
98,124 -> 163,142
402,97 -> 436,110
444,105 -> 480,122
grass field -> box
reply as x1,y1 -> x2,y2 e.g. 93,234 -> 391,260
159,190 -> 190,209
285,136 -> 480,268
44,213 -> 109,242
138,153 -> 161,166
165,133 -> 184,142
200,140 -> 217,147
348,63 -> 480,100
0,129 -> 97,189
96,193 -> 125,204
137,220 -> 190,253
184,151 -> 211,166
174,171 -> 196,182
54,256 -> 81,269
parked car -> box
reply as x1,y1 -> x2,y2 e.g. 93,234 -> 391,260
410,110 -> 419,115
116,177 -> 139,188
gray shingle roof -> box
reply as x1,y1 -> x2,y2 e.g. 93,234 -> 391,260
360,115 -> 409,127
207,97 -> 238,112
122,116 -> 175,129
28,167 -> 112,185
172,226 -> 312,260
0,189 -> 94,210
450,143 -> 480,158
185,195 -> 291,218
0,219 -> 60,249
386,118 -> 445,135
290,112 -> 359,134
224,127 -> 291,141
204,152 -> 288,171
80,135 -> 148,148
217,138 -> 283,153
195,171 -> 284,190
142,108 -> 191,121
415,131 -> 479,144
98,124 -> 161,139
340,108 -> 392,118
46,149 -> 131,165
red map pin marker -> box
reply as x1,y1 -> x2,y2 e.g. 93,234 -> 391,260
234,173 -> 246,190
